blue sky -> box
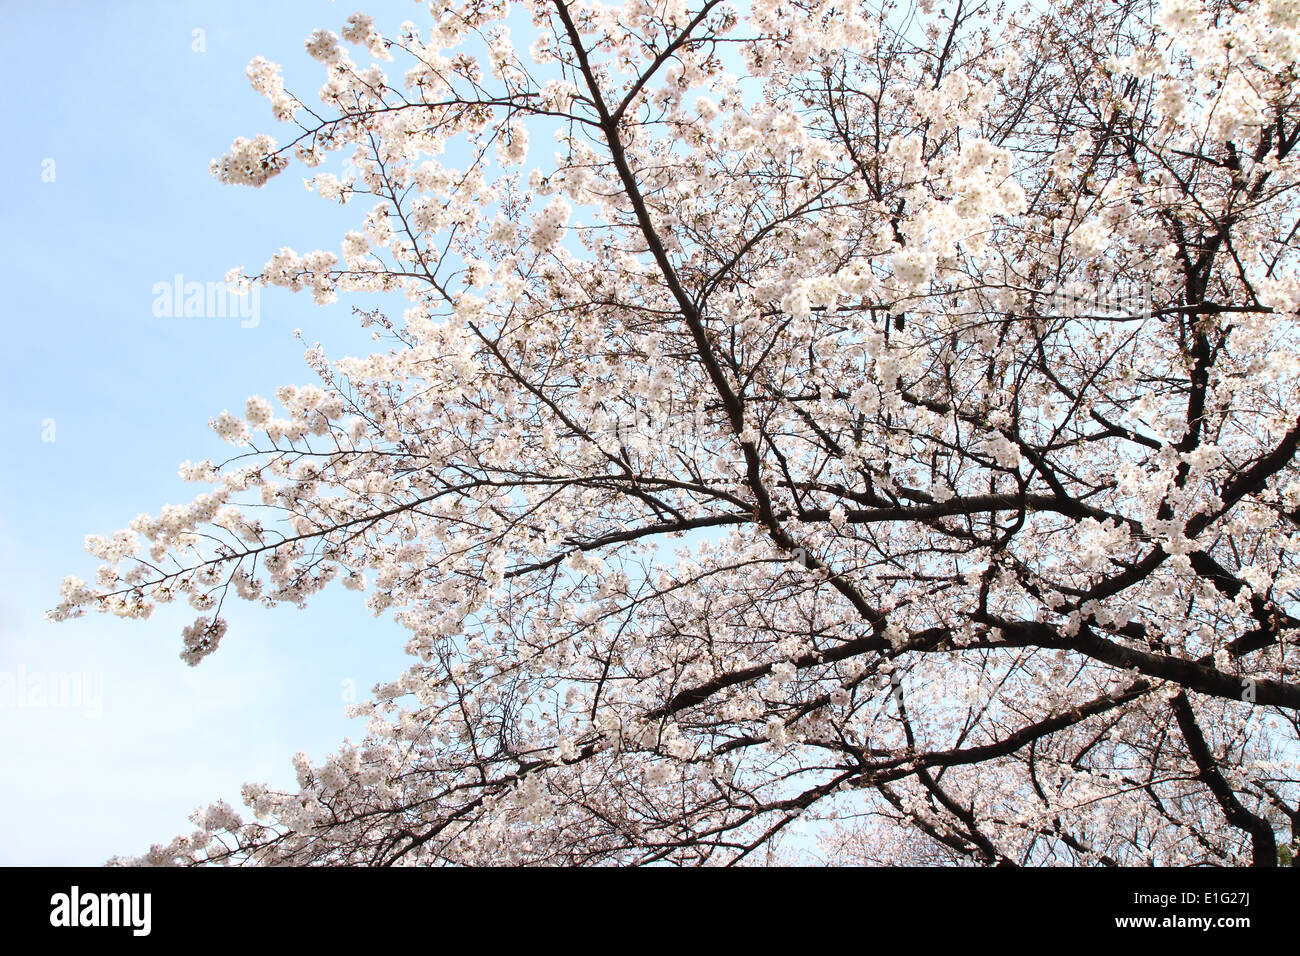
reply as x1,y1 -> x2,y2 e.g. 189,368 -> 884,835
0,0 -> 431,864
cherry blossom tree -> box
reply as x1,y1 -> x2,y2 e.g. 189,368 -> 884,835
55,0 -> 1300,865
